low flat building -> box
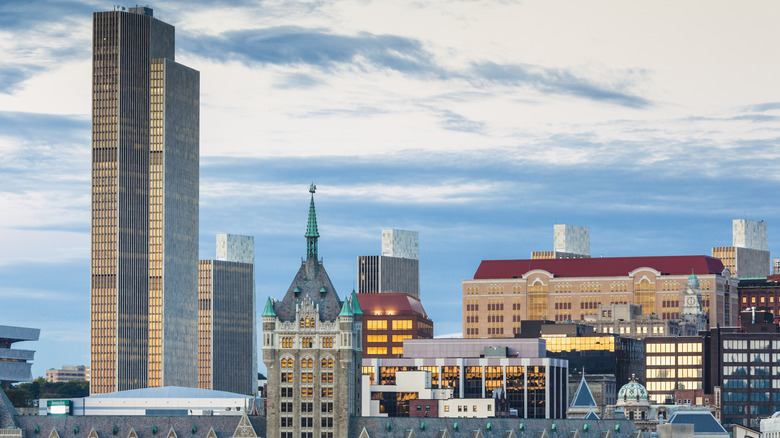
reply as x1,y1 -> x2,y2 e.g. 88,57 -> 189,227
362,338 -> 568,419
46,366 -> 90,383
37,386 -> 259,416
0,325 -> 39,387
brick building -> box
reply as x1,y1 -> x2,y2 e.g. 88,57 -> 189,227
357,293 -> 433,358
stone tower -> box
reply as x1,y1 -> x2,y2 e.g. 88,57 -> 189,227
262,185 -> 362,438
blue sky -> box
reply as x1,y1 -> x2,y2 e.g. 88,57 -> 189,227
2,0 -> 780,379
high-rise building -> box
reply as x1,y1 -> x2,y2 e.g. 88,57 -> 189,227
358,229 -> 419,298
262,186 -> 362,438
712,219 -> 770,278
532,224 -> 590,259
198,234 -> 256,395
90,6 -> 199,394
0,325 -> 39,388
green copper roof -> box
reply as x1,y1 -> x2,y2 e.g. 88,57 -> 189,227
350,290 -> 363,315
689,268 -> 697,280
338,298 -> 353,317
305,184 -> 319,260
261,297 -> 276,317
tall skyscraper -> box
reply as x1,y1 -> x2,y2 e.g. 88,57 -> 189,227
358,229 -> 420,298
90,6 -> 199,394
198,234 -> 256,395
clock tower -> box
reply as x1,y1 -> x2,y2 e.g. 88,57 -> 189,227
681,269 -> 706,331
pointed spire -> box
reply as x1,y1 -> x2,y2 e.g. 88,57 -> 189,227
351,290 -> 364,315
339,297 -> 353,317
305,183 -> 319,260
261,297 -> 276,317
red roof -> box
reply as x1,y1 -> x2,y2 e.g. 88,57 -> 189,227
356,293 -> 429,319
473,255 -> 725,280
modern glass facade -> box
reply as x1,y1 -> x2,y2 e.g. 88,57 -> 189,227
90,7 -> 199,394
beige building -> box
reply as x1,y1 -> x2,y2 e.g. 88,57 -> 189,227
46,366 -> 90,383
262,187 -> 362,438
463,255 -> 738,338
712,219 -> 770,278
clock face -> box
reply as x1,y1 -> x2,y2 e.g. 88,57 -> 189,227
686,297 -> 697,306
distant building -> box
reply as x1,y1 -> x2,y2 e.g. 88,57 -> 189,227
357,293 -> 433,358
362,338 -> 569,419
46,366 -> 90,383
583,303 -> 699,338
198,234 -> 256,395
712,219 -> 770,278
516,321 -> 643,390
358,229 -> 419,299
645,310 -> 780,428
0,325 -> 39,387
532,224 -> 590,259
463,255 -> 737,338
736,275 -> 780,323
567,374 -> 615,419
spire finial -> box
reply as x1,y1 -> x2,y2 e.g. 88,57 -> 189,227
305,184 -> 319,260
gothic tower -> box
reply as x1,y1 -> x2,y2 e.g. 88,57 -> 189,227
262,185 -> 362,438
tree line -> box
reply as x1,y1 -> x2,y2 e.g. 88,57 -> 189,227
3,378 -> 89,407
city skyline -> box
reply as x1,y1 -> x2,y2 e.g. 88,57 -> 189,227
2,1 -> 780,378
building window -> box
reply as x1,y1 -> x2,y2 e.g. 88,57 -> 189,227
282,337 -> 293,348
322,337 -> 333,348
367,320 -> 387,330
322,358 -> 333,368
302,337 -> 313,348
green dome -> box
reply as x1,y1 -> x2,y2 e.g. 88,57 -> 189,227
618,378 -> 648,401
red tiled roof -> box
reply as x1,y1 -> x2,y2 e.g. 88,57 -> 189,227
473,255 -> 725,280
356,293 -> 428,319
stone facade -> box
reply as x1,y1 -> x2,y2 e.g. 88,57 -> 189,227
262,186 -> 362,438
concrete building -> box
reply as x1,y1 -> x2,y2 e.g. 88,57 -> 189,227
712,219 -> 770,278
361,338 -> 569,419
198,234 -> 255,395
357,293 -> 433,358
583,304 -> 699,338
0,325 -> 39,387
361,370 -> 454,417
532,224 -> 590,259
90,6 -> 199,394
463,255 -> 737,338
358,229 -> 420,299
261,185 -> 362,438
46,366 -> 90,383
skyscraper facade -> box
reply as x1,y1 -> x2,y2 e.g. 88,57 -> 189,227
358,229 -> 420,298
91,6 -> 199,394
198,234 -> 256,395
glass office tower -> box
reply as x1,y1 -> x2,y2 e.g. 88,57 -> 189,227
91,6 -> 199,394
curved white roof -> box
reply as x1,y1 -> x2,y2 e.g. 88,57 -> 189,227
88,386 -> 252,399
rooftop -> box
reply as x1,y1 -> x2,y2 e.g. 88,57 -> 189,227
473,255 -> 725,280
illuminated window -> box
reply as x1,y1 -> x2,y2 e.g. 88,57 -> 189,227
302,337 -> 313,348
392,347 -> 403,355
321,387 -> 333,398
322,358 -> 333,368
282,337 -> 293,348
367,347 -> 387,355
367,320 -> 387,330
367,335 -> 388,343
392,320 -> 413,330
322,337 -> 333,348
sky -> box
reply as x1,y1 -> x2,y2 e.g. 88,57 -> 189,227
2,0 -> 780,379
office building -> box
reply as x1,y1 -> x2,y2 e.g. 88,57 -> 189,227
533,224 -> 591,259
517,321 -> 643,389
198,234 -> 256,395
361,338 -> 569,419
46,366 -> 90,383
262,186 -> 362,438
90,6 -> 199,394
583,303 -> 700,338
712,219 -> 770,278
644,310 -> 780,427
463,255 -> 737,338
737,276 -> 780,323
356,293 -> 433,358
358,229 -> 419,298
0,325 -> 39,387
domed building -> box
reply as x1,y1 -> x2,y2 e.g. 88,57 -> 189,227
616,375 -> 651,421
